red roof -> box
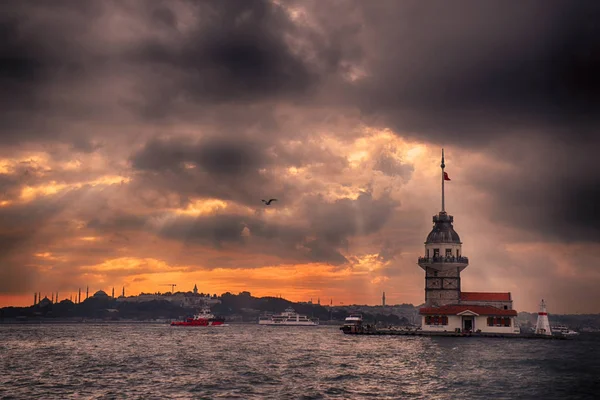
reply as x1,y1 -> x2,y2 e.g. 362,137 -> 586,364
460,292 -> 511,302
419,305 -> 517,316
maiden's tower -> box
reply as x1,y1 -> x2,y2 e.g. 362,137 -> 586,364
417,150 -> 520,334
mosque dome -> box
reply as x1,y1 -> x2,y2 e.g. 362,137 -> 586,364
425,212 -> 461,244
93,290 -> 109,298
38,297 -> 52,307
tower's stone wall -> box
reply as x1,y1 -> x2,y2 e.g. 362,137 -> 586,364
419,211 -> 467,307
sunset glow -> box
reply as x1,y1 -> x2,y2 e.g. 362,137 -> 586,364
0,0 -> 598,315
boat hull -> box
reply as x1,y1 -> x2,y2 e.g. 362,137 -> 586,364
258,321 -> 318,326
171,319 -> 225,326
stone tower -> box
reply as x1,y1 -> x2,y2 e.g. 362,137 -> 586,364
417,149 -> 469,307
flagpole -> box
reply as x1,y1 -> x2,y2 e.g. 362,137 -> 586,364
441,148 -> 445,212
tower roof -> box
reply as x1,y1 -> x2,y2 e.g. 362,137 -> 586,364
461,292 -> 511,302
425,212 -> 461,244
419,305 -> 517,316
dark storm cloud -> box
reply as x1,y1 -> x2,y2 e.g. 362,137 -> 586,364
464,139 -> 600,242
82,190 -> 398,267
354,0 -> 600,140
319,0 -> 600,242
0,0 -> 346,145
304,191 -> 397,247
158,214 -> 247,247
0,173 -> 20,200
132,0 -> 335,116
131,137 -> 267,176
129,133 -> 353,210
154,212 -> 347,264
130,136 -> 283,208
86,213 -> 148,234
0,1 -> 106,144
302,240 -> 348,265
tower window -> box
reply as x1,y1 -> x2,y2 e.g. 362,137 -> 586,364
433,249 -> 440,257
445,249 -> 452,257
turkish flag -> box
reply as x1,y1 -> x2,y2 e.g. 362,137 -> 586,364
444,172 -> 451,181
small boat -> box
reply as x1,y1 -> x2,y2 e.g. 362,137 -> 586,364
340,314 -> 363,333
171,307 -> 225,326
258,307 -> 319,326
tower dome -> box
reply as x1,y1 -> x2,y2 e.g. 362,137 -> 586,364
425,212 -> 461,244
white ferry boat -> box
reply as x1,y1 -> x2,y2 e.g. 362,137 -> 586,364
551,325 -> 580,337
258,307 -> 319,326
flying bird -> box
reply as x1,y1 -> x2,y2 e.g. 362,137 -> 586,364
261,199 -> 277,205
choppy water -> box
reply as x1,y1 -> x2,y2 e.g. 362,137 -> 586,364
1,324 -> 599,399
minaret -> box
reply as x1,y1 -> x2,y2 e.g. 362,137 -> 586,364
382,291 -> 386,307
34,293 -> 37,306
193,284 -> 198,295
78,288 -> 81,304
112,287 -> 115,299
535,299 -> 552,335
56,292 -> 59,303
86,286 -> 89,299
122,286 -> 125,297
418,149 -> 468,307
51,293 -> 54,303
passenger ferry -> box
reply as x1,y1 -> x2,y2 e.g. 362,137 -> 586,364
258,307 -> 319,326
340,314 -> 364,333
551,325 -> 580,337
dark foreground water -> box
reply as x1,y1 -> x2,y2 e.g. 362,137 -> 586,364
1,324 -> 599,399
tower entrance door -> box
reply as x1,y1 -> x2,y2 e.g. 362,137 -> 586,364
463,317 -> 474,332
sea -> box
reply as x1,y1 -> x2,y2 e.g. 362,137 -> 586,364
1,324 -> 599,399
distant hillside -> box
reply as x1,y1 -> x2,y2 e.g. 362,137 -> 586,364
0,291 -> 412,324
2,293 -> 598,329
214,292 -> 413,324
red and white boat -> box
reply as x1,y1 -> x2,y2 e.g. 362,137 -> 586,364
170,307 -> 225,326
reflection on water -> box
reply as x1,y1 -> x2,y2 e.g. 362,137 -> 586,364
1,324 -> 598,399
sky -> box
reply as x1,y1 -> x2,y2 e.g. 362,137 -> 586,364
1,0 -> 599,313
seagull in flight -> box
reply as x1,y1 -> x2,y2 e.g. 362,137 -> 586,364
261,199 -> 277,205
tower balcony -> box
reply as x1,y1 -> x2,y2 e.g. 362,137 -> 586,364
418,256 -> 469,271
